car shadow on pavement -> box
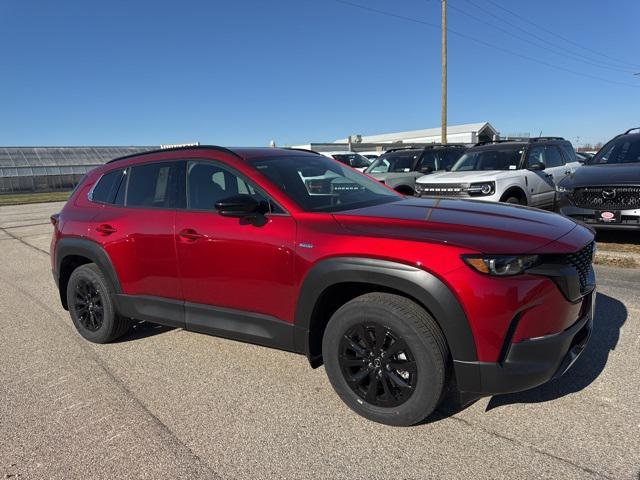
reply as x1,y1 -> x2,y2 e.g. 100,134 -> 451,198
485,292 -> 626,411
114,320 -> 176,342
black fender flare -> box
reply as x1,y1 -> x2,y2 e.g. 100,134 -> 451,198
54,237 -> 122,306
294,257 -> 478,365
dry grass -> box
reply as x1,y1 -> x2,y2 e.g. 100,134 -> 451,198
0,191 -> 70,206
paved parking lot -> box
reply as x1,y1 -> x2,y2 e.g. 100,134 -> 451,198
0,202 -> 638,480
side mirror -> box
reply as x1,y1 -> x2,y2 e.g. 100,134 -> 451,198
420,165 -> 434,174
215,195 -> 260,218
527,161 -> 546,171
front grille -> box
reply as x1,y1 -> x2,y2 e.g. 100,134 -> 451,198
570,186 -> 640,210
565,242 -> 595,291
416,183 -> 468,197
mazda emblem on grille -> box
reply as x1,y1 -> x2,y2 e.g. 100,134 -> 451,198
602,189 -> 616,199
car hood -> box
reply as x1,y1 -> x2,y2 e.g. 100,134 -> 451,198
333,198 -> 583,254
417,170 -> 513,183
561,163 -> 640,187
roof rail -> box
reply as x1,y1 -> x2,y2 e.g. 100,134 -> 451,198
384,143 -> 468,153
528,136 -> 565,142
624,127 -> 640,135
284,147 -> 322,155
475,136 -> 564,146
106,145 -> 242,164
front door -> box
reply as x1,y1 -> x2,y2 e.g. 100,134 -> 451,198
175,159 -> 298,329
524,146 -> 555,208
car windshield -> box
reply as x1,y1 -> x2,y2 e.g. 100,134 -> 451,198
451,147 -> 523,171
252,155 -> 400,212
332,153 -> 371,168
587,137 -> 640,165
366,151 -> 421,174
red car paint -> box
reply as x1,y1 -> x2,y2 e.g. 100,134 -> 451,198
51,147 -> 595,368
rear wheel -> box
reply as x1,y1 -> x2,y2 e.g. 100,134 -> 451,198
67,263 -> 130,343
322,292 -> 449,426
503,196 -> 522,205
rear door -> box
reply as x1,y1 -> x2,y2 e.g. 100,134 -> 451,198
90,161 -> 184,307
543,145 -> 569,185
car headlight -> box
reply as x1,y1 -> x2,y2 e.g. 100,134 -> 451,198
462,254 -> 540,276
467,182 -> 495,196
555,185 -> 573,193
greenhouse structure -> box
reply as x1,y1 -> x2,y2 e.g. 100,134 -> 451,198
0,146 -> 153,194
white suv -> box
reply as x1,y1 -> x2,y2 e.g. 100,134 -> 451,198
414,138 -> 581,208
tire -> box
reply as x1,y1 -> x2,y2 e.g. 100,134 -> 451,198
503,196 -> 522,205
66,263 -> 130,343
322,292 -> 449,426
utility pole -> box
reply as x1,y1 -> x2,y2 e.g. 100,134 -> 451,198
441,0 -> 447,144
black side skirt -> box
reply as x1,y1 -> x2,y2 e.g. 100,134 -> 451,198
115,294 -> 300,353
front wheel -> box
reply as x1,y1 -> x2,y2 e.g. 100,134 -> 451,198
503,196 -> 522,205
322,293 -> 449,426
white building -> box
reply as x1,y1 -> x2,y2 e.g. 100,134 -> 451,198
333,122 -> 499,145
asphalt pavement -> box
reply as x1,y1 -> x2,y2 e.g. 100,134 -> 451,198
0,202 -> 638,480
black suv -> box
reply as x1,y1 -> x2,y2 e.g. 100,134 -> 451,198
364,144 -> 467,195
556,128 -> 640,229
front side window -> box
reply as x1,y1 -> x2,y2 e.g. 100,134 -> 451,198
126,162 -> 183,208
187,160 -> 281,213
588,137 -> 640,165
366,151 -> 421,173
544,146 -> 565,168
452,147 -> 523,171
253,155 -> 400,213
526,147 -> 545,167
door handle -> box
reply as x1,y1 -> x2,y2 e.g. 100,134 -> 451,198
95,224 -> 117,235
179,228 -> 205,241
544,173 -> 553,179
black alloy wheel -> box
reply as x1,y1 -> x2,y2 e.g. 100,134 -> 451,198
74,278 -> 104,332
339,323 -> 417,407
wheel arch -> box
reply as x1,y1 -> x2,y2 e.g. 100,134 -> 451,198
55,237 -> 122,310
394,184 -> 415,196
294,257 -> 477,370
499,185 -> 528,204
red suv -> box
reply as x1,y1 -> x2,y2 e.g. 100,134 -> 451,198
51,146 -> 596,426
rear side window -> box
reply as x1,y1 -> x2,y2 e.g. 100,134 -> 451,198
90,169 -> 124,204
126,161 -> 184,208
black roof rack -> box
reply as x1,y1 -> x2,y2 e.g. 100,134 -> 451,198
106,145 -> 242,164
383,143 -> 467,154
475,136 -> 565,146
624,127 -> 640,135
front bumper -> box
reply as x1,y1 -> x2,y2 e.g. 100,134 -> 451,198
556,196 -> 640,230
454,290 -> 595,396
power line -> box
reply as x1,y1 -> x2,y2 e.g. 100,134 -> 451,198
334,0 -> 640,88
447,0 -> 634,74
458,0 -> 632,73
481,0 -> 640,70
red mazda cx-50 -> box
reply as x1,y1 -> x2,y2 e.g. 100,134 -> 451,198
51,146 -> 596,426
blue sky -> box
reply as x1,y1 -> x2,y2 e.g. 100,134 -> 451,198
1,0 -> 638,148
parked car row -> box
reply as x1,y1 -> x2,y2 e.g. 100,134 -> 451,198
361,131 -> 640,230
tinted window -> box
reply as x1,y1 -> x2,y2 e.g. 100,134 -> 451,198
545,146 -> 565,168
187,161 -> 282,213
366,151 -> 421,173
126,162 -> 183,208
588,137 -> 640,165
90,169 -> 123,204
560,143 -> 577,163
332,154 -> 371,169
452,147 -> 523,171
527,146 -> 545,167
253,155 -> 399,212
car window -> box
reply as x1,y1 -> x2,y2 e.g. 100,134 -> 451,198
253,155 -> 400,212
588,137 -> 640,165
452,147 -> 523,171
527,146 -> 545,167
126,162 -> 183,209
366,151 -> 420,173
332,154 -> 370,169
187,160 -> 282,213
442,149 -> 465,171
544,146 -> 565,168
560,143 -> 577,163
90,169 -> 123,204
